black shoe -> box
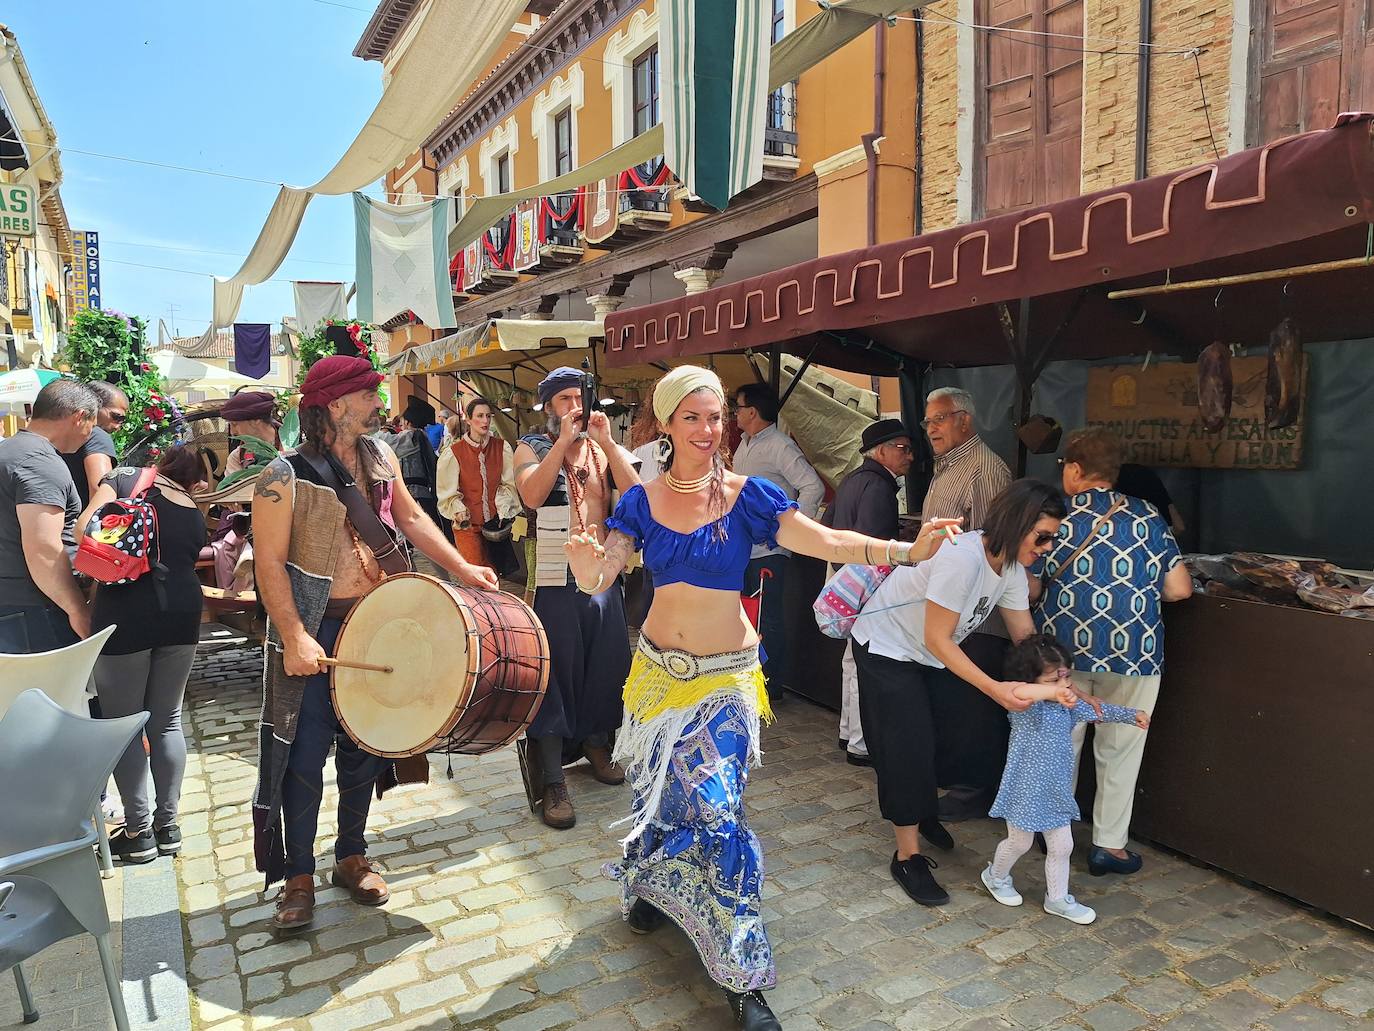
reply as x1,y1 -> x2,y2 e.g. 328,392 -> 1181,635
109,827 -> 157,864
1088,846 -> 1143,876
155,824 -> 182,856
919,818 -> 954,851
724,989 -> 781,1030
838,738 -> 848,752
627,898 -> 665,935
890,851 -> 949,906
845,751 -> 873,768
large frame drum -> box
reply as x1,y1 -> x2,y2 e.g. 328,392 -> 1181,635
330,573 -> 548,757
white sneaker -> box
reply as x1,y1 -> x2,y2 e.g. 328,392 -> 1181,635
1044,894 -> 1097,924
980,865 -> 1023,906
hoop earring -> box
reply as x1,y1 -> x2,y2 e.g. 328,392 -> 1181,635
655,435 -> 674,468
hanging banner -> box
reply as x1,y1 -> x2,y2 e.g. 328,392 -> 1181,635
461,239 -> 483,293
353,194 -> 456,328
1085,357 -> 1306,470
584,177 -> 617,246
511,198 -> 540,272
70,230 -> 102,315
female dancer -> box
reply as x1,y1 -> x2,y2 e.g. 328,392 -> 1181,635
565,366 -> 959,1030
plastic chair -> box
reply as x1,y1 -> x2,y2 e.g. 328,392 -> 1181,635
0,626 -> 120,878
0,689 -> 147,1031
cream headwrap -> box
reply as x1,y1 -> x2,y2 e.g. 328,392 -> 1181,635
652,365 -> 726,424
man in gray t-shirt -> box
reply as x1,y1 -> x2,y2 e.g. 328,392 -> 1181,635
0,380 -> 100,652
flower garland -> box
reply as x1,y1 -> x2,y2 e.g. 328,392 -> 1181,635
296,318 -> 385,382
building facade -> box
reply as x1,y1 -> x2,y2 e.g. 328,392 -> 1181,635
355,0 -> 1359,416
0,24 -> 72,374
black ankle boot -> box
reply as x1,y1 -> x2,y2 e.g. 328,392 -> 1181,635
627,898 -> 665,934
724,989 -> 782,1029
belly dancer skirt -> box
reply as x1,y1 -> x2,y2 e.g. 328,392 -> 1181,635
604,637 -> 776,991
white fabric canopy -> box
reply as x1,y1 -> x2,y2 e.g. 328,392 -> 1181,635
292,281 -> 349,336
151,351 -> 269,394
200,0 -> 530,344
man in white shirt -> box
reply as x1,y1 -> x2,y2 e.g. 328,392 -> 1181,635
732,383 -> 825,700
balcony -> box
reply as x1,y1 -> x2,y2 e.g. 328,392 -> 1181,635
764,82 -> 799,162
453,224 -> 518,296
583,157 -> 673,249
530,191 -> 585,271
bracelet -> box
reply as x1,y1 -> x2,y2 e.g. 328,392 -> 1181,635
884,539 -> 895,565
894,542 -> 915,566
575,571 -> 606,595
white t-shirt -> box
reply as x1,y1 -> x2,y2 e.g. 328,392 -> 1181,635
851,530 -> 1030,667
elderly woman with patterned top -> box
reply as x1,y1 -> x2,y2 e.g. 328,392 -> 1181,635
564,366 -> 960,1031
849,479 -> 1071,908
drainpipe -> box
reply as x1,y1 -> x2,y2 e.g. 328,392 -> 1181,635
1135,0 -> 1153,179
861,19 -> 888,247
913,13 -> 925,234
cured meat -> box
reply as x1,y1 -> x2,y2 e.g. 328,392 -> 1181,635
1265,318 -> 1302,429
1197,342 -> 1233,433
1229,551 -> 1306,594
1204,581 -> 1302,607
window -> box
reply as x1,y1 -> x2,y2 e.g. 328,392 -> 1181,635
451,186 -> 465,228
495,152 -> 512,195
772,0 -> 786,44
977,0 -> 1083,216
553,108 -> 574,176
1253,0 -> 1374,143
632,46 -> 660,137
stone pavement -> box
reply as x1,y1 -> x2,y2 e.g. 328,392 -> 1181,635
147,646 -> 1374,1029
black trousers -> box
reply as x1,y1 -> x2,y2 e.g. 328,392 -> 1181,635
853,640 -> 943,827
0,603 -> 79,653
934,632 -> 1011,793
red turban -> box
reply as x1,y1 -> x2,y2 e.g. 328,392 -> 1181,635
299,355 -> 383,409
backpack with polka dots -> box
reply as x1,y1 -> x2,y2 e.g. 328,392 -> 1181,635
74,467 -> 162,584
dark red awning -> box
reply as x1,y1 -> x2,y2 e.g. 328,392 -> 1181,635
604,115 -> 1374,372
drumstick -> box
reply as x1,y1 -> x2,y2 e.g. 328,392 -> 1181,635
318,657 -> 395,674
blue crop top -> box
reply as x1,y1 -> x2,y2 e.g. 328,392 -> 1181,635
605,477 -> 799,592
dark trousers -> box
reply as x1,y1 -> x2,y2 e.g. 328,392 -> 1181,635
853,640 -> 941,826
936,633 -> 1011,794
744,555 -> 789,691
0,603 -> 79,654
280,618 -> 387,878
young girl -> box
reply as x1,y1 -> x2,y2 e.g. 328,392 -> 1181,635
982,634 -> 1149,924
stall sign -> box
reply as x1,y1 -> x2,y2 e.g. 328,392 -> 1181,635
1085,356 -> 1305,470
69,229 -> 102,314
0,183 -> 35,237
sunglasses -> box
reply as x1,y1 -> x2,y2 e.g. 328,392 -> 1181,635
105,410 -> 128,425
1033,528 -> 1065,547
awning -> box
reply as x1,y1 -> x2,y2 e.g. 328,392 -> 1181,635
386,319 -> 604,376
150,351 -> 272,394
605,114 -> 1374,371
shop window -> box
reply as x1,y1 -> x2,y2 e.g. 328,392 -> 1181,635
977,0 -> 1084,217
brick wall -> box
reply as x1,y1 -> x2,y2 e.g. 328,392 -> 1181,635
1143,0 -> 1232,175
918,0 -> 963,231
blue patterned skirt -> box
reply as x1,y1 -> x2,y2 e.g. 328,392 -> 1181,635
605,645 -> 776,991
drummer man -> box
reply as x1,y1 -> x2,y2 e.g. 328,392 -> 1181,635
251,355 -> 498,935
513,367 -> 640,829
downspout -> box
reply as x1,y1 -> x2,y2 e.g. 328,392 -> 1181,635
913,12 -> 925,234
1135,0 -> 1153,179
861,19 -> 888,247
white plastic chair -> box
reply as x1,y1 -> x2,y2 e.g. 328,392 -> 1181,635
0,689 -> 148,1031
0,626 -> 120,877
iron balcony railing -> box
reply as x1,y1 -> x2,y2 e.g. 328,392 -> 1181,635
764,81 -> 799,159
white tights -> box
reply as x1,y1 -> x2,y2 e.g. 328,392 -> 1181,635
991,823 -> 1074,901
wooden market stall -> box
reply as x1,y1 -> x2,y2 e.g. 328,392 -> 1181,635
602,115 -> 1374,929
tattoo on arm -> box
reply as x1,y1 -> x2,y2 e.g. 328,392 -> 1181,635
254,459 -> 294,503
601,530 -> 636,577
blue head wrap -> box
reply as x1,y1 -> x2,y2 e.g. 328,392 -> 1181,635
537,366 -> 584,405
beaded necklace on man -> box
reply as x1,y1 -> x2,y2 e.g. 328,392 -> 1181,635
562,440 -> 605,533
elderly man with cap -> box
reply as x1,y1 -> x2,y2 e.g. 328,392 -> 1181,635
250,356 -> 498,935
823,418 -> 915,767
222,390 -> 282,478
511,366 -> 641,829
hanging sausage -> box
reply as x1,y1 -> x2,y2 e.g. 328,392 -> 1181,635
1265,317 -> 1302,429
1197,341 -> 1233,433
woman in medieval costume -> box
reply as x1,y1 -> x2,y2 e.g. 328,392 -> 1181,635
565,366 -> 960,1030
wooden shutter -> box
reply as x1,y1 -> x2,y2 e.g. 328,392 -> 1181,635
979,0 -> 1084,217
1255,0 -> 1374,142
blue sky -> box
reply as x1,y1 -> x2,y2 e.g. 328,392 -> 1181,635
12,0 -> 389,337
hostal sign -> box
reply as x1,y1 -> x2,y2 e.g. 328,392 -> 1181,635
0,183 -> 35,237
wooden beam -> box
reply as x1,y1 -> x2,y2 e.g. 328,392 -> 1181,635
1106,254 -> 1374,300
455,175 -> 819,323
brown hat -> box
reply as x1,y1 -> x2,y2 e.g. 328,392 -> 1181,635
220,390 -> 279,426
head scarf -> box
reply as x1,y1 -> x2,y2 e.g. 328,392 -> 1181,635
299,355 -> 383,409
652,366 -> 726,424
537,366 -> 584,406
220,390 -> 279,425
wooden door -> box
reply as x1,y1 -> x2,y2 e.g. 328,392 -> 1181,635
1255,0 -> 1373,142
979,0 -> 1084,216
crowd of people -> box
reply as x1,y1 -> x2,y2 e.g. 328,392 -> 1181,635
0,361 -> 1194,1031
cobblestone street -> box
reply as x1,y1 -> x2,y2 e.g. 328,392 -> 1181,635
9,644 -> 1371,1031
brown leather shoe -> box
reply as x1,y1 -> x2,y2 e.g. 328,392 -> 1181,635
585,744 -> 625,786
272,874 -> 316,934
541,782 -> 576,829
330,854 -> 390,906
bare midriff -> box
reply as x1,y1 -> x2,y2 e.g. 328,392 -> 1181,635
640,581 -> 760,657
